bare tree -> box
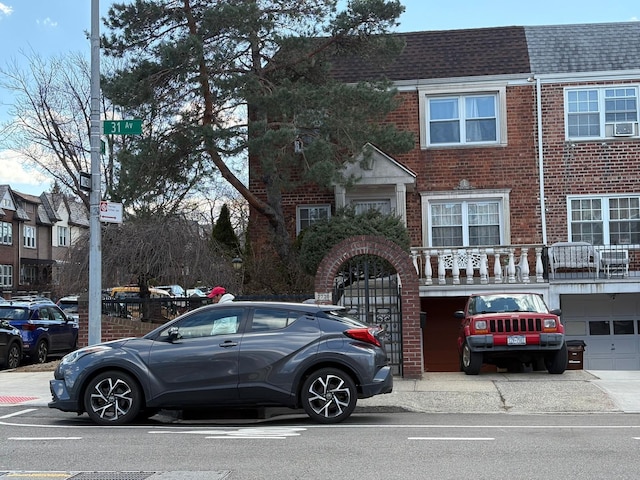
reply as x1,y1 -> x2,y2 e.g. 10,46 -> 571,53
0,50 -> 223,216
57,215 -> 242,297
0,51 -> 118,209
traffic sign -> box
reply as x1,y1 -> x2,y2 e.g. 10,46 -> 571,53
103,119 -> 142,135
99,201 -> 123,224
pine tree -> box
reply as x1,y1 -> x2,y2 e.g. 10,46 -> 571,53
102,0 -> 414,269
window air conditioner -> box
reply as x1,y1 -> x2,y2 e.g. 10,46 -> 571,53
613,122 -> 636,137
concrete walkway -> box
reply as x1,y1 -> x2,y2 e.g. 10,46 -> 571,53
2,369 -> 640,414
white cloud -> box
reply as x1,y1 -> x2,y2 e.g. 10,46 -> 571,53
0,149 -> 51,193
37,17 -> 58,28
0,3 -> 13,17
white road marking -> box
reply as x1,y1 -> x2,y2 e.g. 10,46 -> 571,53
0,408 -> 37,419
205,436 -> 288,439
9,437 -> 82,440
409,437 -> 495,441
150,426 -> 306,439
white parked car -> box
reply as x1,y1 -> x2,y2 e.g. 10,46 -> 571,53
156,285 -> 185,297
57,295 -> 80,321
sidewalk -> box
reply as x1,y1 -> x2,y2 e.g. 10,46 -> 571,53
2,369 -> 640,414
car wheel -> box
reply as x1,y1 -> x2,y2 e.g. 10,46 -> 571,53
84,371 -> 142,425
545,343 -> 568,374
301,368 -> 357,424
34,340 -> 48,364
461,342 -> 482,375
5,342 -> 21,369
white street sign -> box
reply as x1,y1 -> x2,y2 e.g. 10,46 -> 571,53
99,201 -> 123,224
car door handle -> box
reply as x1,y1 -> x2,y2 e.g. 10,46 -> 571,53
219,341 -> 238,348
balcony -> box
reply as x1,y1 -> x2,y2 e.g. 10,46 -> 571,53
410,244 -> 637,286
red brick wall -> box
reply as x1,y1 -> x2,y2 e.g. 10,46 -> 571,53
76,298 -> 157,347
314,235 -> 422,378
248,84 -> 545,248
538,81 -> 640,243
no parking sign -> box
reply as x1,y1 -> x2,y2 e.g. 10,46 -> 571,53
99,201 -> 123,224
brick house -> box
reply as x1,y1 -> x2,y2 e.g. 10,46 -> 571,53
0,185 -> 88,298
248,22 -> 640,375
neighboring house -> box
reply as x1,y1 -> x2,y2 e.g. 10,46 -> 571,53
0,185 -> 89,297
42,192 -> 90,285
248,22 -> 640,373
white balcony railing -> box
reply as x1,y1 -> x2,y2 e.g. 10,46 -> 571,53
409,245 -> 546,286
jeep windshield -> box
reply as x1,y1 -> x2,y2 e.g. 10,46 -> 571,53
469,294 -> 550,314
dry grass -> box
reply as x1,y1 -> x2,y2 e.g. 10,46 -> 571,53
14,359 -> 61,372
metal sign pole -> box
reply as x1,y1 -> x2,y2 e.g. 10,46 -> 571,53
88,0 -> 102,345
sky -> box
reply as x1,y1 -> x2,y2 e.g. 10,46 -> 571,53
0,0 -> 638,196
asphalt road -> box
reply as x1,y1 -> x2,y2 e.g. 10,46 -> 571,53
2,410 -> 640,479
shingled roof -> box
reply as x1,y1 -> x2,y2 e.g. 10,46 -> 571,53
524,22 -> 640,74
329,22 -> 640,83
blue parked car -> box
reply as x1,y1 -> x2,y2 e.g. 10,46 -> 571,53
0,301 -> 78,364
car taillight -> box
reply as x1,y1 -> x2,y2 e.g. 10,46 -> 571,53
344,327 -> 382,347
22,322 -> 37,331
473,319 -> 488,334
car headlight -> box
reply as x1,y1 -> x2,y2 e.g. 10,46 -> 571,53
543,318 -> 557,330
474,320 -> 488,332
61,345 -> 111,365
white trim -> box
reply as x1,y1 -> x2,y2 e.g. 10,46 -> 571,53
566,193 -> 640,246
296,204 -> 331,235
420,189 -> 511,247
418,83 -> 508,149
564,85 -> 640,141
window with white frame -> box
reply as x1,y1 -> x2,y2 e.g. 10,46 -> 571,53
419,84 -> 507,148
23,225 -> 36,248
569,195 -> 640,245
57,226 -> 69,247
422,190 -> 510,247
0,222 -> 12,245
566,86 -> 639,139
296,205 -> 330,234
0,265 -> 12,288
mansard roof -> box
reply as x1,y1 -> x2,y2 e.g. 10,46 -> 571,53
329,22 -> 640,83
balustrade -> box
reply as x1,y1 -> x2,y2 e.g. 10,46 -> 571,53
410,246 -> 545,286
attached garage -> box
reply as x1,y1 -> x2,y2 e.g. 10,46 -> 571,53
562,293 -> 640,370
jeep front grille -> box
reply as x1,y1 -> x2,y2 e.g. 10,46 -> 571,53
489,317 -> 543,333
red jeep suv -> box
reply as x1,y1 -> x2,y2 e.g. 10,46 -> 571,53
455,293 -> 567,375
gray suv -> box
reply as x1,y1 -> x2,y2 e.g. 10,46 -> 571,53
49,301 -> 393,425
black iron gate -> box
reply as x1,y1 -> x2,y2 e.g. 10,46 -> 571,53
332,257 -> 403,376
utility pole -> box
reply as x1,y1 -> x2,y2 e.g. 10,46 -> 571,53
88,0 -> 102,345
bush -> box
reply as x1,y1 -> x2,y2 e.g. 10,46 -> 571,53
297,207 -> 410,275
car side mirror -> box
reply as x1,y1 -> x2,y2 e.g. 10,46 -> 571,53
550,308 -> 561,316
167,326 -> 181,343
454,311 -> 465,319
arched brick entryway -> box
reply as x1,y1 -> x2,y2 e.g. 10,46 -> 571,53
314,235 -> 422,378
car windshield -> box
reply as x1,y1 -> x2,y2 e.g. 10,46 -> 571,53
470,294 -> 549,314
0,307 -> 30,320
58,302 -> 78,312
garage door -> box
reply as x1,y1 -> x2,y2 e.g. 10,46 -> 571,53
562,293 -> 640,370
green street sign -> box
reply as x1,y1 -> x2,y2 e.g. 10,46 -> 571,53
103,119 -> 142,135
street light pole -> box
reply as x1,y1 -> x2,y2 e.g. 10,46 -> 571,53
88,0 -> 102,345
